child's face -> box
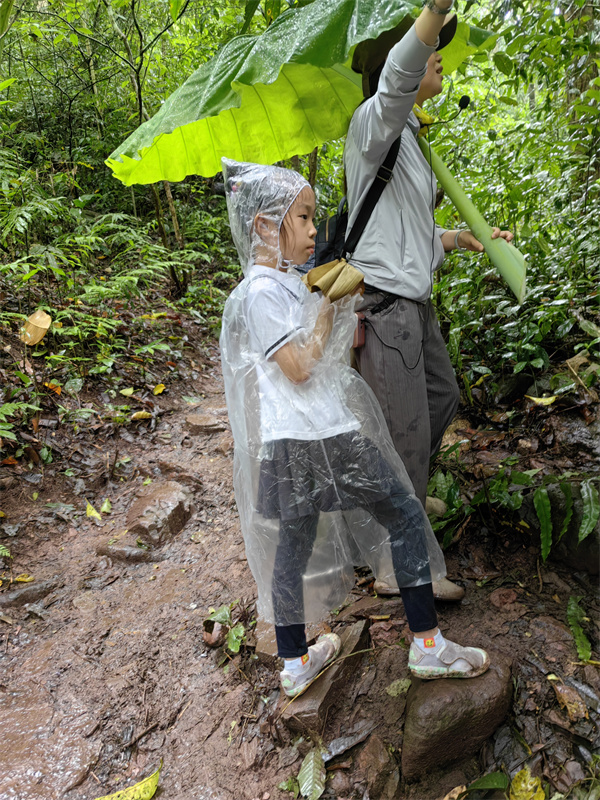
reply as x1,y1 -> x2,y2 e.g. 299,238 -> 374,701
280,187 -> 317,266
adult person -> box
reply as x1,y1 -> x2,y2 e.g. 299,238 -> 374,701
344,0 -> 514,600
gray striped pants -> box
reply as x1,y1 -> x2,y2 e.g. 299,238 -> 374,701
356,294 -> 460,506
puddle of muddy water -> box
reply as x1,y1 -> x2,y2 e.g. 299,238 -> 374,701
0,686 -> 101,799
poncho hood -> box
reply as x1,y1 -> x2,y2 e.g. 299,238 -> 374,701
222,158 -> 309,274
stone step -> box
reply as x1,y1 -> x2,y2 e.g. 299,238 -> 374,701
401,651 -> 512,780
281,619 -> 369,733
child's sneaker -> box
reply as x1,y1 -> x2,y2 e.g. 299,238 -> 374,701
409,638 -> 489,680
279,633 -> 342,698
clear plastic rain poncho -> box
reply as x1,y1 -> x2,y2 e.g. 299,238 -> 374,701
219,158 -> 445,626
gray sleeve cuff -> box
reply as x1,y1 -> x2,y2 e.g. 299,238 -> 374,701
388,25 -> 437,75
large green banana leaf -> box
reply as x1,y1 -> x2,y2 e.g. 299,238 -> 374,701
106,0 -> 496,185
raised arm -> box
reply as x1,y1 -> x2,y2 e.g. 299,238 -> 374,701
350,1 -> 455,161
415,0 -> 455,46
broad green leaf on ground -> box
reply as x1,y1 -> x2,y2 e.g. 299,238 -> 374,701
226,621 -> 245,653
464,772 -> 509,793
106,0 -> 497,184
298,747 -> 326,800
206,602 -> 236,626
93,760 -> 162,800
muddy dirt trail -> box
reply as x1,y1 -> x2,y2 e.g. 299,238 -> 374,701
1,340 -> 599,800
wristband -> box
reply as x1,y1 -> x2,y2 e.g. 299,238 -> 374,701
425,0 -> 454,15
454,230 -> 463,250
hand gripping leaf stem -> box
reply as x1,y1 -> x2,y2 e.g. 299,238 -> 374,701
106,0 -> 496,185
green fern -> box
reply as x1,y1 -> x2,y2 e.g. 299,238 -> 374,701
579,480 -> 600,544
0,544 -> 11,559
567,596 -> 592,662
0,401 -> 40,423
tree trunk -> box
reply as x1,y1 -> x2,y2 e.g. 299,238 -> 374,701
150,184 -> 168,248
163,180 -> 184,249
307,147 -> 318,187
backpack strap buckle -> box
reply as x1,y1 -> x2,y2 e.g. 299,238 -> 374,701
377,164 -> 394,183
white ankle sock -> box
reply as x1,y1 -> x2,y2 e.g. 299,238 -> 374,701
414,631 -> 445,654
284,652 -> 310,674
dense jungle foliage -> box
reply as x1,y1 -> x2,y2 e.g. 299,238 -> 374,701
0,0 -> 598,551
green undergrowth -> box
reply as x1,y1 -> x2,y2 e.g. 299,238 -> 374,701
0,147 -> 239,452
429,443 -> 600,564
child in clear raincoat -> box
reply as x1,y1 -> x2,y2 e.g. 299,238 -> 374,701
219,159 -> 489,697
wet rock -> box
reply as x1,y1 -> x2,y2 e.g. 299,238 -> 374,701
549,415 -> 600,461
23,603 -> 49,620
517,437 -> 539,455
356,734 -> 399,800
127,481 -> 193,546
583,665 -> 600,697
203,620 -> 227,648
215,434 -> 234,455
157,459 -> 203,489
278,744 -> 302,769
282,620 -> 369,732
519,483 -> 599,574
72,592 -> 100,614
369,620 -> 402,647
22,472 -> 42,484
239,737 -> 260,769
543,570 -> 573,596
401,653 -> 512,780
96,543 -> 164,563
563,760 -> 586,786
337,595 -> 404,622
329,770 -> 352,796
325,720 -> 377,762
185,413 -> 226,434
425,496 -> 447,517
0,577 -> 61,608
73,478 -> 87,495
530,616 -> 573,645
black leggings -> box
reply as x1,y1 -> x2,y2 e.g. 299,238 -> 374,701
272,494 -> 438,659
276,583 -> 437,658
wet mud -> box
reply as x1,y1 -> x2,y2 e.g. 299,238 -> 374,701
1,341 -> 598,800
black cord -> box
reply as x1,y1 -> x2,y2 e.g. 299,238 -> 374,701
364,312 -> 425,370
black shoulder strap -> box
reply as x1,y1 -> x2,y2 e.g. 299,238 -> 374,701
342,135 -> 401,258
